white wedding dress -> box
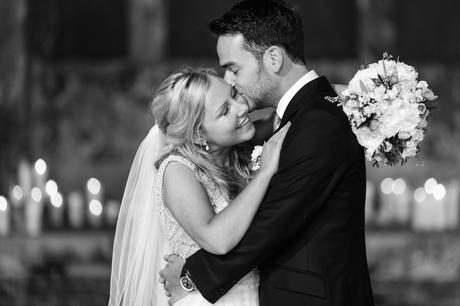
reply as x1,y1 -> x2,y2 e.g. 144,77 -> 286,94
156,155 -> 260,306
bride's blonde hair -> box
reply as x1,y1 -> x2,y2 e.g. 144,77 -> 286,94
151,67 -> 251,199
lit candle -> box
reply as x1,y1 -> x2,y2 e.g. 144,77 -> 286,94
105,200 -> 120,226
9,185 -> 24,207
68,191 -> 84,228
25,187 -> 44,236
86,177 -> 103,201
445,180 -> 459,230
376,177 -> 397,225
412,186 -> 431,231
0,196 -> 10,236
88,199 -> 103,227
392,178 -> 411,225
45,180 -> 58,198
432,183 -> 447,230
33,159 -> 48,192
9,185 -> 26,233
50,192 -> 64,228
86,178 -> 104,228
412,179 -> 447,231
18,160 -> 32,204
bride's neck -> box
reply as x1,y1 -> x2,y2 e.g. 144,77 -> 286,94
209,147 -> 231,167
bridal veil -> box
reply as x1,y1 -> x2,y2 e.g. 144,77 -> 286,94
109,125 -> 170,306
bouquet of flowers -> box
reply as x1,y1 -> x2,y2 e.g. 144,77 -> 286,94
327,53 -> 438,167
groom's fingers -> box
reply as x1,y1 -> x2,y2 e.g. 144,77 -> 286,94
164,253 -> 181,263
159,268 -> 166,279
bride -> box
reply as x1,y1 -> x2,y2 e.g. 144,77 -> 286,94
109,67 -> 290,306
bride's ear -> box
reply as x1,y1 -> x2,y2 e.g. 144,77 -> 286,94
263,46 -> 283,74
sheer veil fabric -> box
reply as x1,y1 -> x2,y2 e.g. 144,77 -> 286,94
109,125 -> 170,306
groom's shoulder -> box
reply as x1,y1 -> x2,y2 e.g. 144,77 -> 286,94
296,94 -> 349,130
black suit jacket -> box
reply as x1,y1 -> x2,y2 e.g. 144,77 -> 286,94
185,77 -> 374,306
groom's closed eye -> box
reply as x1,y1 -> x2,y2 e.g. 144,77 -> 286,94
223,63 -> 239,74
231,87 -> 239,99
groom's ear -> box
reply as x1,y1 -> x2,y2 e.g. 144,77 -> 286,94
263,46 -> 283,74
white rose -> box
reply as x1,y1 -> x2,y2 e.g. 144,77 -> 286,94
401,140 -> 418,159
411,129 -> 425,143
387,87 -> 399,100
396,62 -> 418,83
355,126 -> 385,155
417,116 -> 428,129
379,99 -> 419,137
397,102 -> 421,133
417,80 -> 428,90
378,101 -> 402,137
376,60 -> 397,77
422,88 -> 437,101
251,145 -> 263,162
348,67 -> 378,94
250,145 -> 264,171
369,85 -> 386,101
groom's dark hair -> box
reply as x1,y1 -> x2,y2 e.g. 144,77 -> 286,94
209,0 -> 305,64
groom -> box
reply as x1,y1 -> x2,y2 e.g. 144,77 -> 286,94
161,1 -> 374,305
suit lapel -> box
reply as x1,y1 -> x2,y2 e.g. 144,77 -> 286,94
275,76 -> 334,132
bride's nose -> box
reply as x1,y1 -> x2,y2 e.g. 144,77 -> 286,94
235,100 -> 249,117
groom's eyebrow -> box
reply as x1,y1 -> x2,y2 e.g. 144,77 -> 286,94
221,62 -> 235,70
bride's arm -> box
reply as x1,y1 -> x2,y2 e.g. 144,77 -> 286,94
163,123 -> 290,255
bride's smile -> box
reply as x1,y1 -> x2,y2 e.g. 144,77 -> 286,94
237,116 -> 251,129
201,76 -> 256,151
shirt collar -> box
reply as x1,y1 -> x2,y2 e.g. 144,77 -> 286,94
276,70 -> 319,119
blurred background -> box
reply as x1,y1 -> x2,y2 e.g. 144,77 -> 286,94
0,0 -> 459,305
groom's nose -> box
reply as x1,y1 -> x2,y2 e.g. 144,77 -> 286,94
224,71 -> 235,86
236,99 -> 248,117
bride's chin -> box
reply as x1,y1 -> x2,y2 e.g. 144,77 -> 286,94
241,125 -> 256,141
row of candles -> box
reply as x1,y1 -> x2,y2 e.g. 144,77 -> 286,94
1,159 -> 458,236
365,176 -> 459,231
0,159 -> 120,236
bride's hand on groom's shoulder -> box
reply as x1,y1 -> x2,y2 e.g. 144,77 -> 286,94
259,122 -> 291,176
159,254 -> 188,305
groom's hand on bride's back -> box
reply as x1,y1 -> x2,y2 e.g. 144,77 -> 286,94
159,254 -> 188,305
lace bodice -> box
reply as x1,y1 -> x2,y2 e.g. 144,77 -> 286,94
156,155 -> 259,286
156,155 -> 228,258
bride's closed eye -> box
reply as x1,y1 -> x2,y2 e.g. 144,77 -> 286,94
222,104 -> 230,116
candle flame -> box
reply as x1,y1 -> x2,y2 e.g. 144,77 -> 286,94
12,185 -> 23,200
0,196 -> 7,211
87,178 -> 102,195
31,187 -> 43,202
35,159 -> 47,175
89,199 -> 103,216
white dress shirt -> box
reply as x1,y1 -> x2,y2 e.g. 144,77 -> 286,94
274,70 -> 320,130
